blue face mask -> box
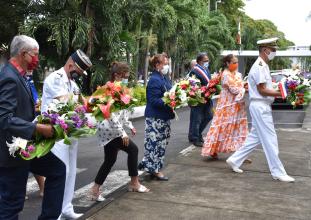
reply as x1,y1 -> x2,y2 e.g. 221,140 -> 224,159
203,62 -> 209,69
121,78 -> 129,85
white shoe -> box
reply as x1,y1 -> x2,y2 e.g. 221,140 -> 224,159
61,211 -> 83,219
226,158 -> 243,173
273,175 -> 295,182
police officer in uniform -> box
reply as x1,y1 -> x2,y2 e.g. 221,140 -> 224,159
41,49 -> 92,219
226,37 -> 295,182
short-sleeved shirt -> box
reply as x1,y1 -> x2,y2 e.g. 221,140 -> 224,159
247,57 -> 274,104
41,67 -> 79,113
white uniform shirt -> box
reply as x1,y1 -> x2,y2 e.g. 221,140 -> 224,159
41,67 -> 79,113
247,57 -> 274,104
97,110 -> 134,147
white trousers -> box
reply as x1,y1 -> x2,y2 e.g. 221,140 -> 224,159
228,101 -> 287,177
51,139 -> 78,215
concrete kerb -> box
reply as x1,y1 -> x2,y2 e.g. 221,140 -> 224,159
302,104 -> 311,130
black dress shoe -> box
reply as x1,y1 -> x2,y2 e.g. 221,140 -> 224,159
150,174 -> 169,181
193,141 -> 203,147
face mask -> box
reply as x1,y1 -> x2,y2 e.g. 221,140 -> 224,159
69,70 -> 81,80
266,51 -> 276,60
228,63 -> 238,72
121,78 -> 129,85
268,51 -> 276,60
162,65 -> 170,75
203,62 -> 209,69
27,54 -> 39,70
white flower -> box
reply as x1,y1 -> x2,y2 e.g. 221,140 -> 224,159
302,79 -> 310,87
170,84 -> 177,92
180,91 -> 187,103
6,137 -> 28,157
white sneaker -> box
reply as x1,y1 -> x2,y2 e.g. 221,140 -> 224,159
226,158 -> 243,173
61,211 -> 83,219
273,175 -> 295,182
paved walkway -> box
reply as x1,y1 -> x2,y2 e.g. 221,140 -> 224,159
84,128 -> 311,220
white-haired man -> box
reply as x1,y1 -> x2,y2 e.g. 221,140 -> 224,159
0,35 -> 66,219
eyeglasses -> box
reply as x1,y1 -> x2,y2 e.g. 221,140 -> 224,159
26,51 -> 38,57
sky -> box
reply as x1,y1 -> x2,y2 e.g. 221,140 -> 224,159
243,0 -> 311,46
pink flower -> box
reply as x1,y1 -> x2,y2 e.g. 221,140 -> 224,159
169,93 -> 176,100
200,86 -> 207,92
27,145 -> 35,153
99,102 -> 111,119
87,121 -> 95,128
121,94 -> 131,105
189,91 -> 195,96
20,150 -> 30,158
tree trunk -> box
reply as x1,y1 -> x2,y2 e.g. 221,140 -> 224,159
134,17 -> 142,84
144,27 -> 153,87
84,0 -> 95,94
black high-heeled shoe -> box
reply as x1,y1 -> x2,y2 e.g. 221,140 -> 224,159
150,173 -> 169,181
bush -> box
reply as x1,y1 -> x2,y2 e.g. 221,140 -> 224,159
132,86 -> 146,106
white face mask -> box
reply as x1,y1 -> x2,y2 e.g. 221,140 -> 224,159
266,51 -> 276,60
162,65 -> 170,75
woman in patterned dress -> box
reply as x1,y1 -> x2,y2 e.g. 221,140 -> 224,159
89,62 -> 150,202
201,54 -> 248,159
138,54 -> 175,181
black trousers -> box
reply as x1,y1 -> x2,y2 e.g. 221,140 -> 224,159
0,152 -> 66,220
95,137 -> 139,185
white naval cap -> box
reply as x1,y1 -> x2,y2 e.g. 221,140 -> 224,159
257,37 -> 279,49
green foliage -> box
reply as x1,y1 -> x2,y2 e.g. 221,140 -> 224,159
0,0 -> 298,92
132,86 -> 147,106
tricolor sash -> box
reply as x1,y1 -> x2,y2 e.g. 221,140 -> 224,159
193,66 -> 210,83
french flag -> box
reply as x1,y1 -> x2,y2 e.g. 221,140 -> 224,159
278,81 -> 287,99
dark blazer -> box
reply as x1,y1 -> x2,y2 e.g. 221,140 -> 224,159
145,70 -> 175,120
0,63 -> 36,167
189,64 -> 211,86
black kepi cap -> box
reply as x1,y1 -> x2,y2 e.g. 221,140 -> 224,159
71,49 -> 92,75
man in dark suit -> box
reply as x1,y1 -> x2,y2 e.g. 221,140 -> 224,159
188,52 -> 213,147
0,35 -> 66,220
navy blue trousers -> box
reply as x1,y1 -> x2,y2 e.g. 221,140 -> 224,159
0,152 -> 66,220
188,101 -> 213,143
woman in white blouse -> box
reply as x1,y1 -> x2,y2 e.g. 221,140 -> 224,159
89,62 -> 150,201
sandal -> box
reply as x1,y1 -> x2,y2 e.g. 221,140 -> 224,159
128,184 -> 150,193
88,190 -> 106,202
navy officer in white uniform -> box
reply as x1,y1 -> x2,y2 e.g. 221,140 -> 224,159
41,49 -> 92,219
226,37 -> 295,182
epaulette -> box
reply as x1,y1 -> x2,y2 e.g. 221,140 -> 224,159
259,61 -> 263,66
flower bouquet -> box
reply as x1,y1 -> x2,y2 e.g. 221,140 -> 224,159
201,74 -> 222,100
162,83 -> 188,110
285,78 -> 311,107
7,99 -> 97,160
85,81 -> 137,120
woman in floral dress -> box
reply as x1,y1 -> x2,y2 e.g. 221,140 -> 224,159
201,54 -> 248,158
138,54 -> 175,180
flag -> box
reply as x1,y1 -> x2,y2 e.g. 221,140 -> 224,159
278,81 -> 288,99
